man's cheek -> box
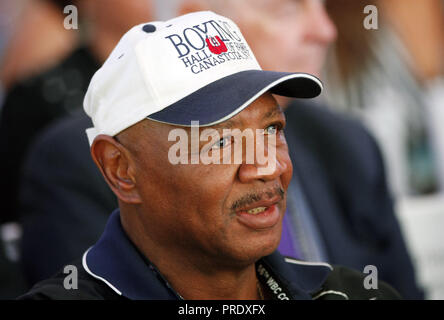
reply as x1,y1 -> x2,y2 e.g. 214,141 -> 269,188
281,153 -> 293,190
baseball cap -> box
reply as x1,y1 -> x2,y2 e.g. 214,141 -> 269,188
84,11 -> 322,145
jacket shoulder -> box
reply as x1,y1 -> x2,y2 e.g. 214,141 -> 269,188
17,259 -> 123,300
312,265 -> 402,300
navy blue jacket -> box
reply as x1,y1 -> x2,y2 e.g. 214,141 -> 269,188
19,209 -> 400,300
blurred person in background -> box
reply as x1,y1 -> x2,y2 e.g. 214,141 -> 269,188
0,0 -> 153,226
0,0 -> 153,294
18,0 -> 423,299
0,0 -> 77,116
324,0 -> 444,299
0,0 -> 92,228
0,0 -> 76,299
324,0 -> 444,197
0,0 -> 76,97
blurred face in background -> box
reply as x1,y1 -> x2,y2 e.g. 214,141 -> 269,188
84,0 -> 154,36
225,0 -> 337,77
80,0 -> 154,62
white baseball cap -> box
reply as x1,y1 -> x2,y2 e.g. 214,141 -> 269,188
83,11 -> 322,145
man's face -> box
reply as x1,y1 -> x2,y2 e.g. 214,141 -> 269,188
231,0 -> 337,77
121,93 -> 292,267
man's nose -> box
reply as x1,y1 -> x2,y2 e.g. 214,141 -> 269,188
304,0 -> 338,45
238,146 -> 290,184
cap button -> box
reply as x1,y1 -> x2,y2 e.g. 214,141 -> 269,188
142,24 -> 156,33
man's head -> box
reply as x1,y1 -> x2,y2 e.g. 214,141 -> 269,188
92,92 -> 292,266
84,11 -> 322,268
180,0 -> 337,77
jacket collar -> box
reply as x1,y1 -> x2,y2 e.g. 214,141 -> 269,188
83,209 -> 332,300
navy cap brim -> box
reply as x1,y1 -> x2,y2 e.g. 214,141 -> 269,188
148,70 -> 322,126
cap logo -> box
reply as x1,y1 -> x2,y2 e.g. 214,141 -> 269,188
206,36 -> 227,55
164,19 -> 253,75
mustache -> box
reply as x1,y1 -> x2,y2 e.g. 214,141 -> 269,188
230,186 -> 285,212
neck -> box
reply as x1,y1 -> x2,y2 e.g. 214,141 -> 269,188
120,209 -> 262,300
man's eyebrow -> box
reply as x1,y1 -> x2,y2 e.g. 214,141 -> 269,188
206,104 -> 283,130
263,104 -> 284,120
210,119 -> 237,129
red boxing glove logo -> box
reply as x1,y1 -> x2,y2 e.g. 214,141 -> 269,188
206,36 -> 228,55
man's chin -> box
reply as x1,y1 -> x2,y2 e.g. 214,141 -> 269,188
239,216 -> 283,261
229,232 -> 282,266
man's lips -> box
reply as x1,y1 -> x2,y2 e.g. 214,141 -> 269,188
234,196 -> 283,230
235,196 -> 282,214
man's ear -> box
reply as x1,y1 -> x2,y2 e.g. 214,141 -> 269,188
178,0 -> 209,15
91,134 -> 142,204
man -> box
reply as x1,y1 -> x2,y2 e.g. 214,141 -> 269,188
19,11 -> 399,300
19,0 -> 422,299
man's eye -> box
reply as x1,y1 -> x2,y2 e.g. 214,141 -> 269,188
265,124 -> 279,135
212,136 -> 232,149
